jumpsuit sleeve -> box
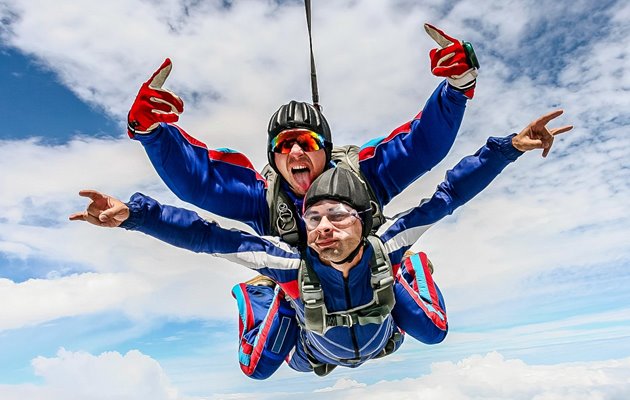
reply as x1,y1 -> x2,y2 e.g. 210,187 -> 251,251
380,134 -> 524,265
120,192 -> 302,283
131,123 -> 270,232
358,81 -> 469,205
381,135 -> 523,344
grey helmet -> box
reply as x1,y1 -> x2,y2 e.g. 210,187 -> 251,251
267,100 -> 332,172
303,167 -> 373,237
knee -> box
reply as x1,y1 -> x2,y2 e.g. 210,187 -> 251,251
423,327 -> 448,344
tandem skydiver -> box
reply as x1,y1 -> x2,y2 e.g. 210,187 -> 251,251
71,110 -> 572,377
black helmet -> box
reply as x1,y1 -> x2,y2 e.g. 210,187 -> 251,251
304,167 -> 373,237
267,100 -> 333,172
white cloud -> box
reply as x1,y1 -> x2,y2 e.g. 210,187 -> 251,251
2,350 -> 629,400
0,273 -> 148,330
315,378 -> 367,392
300,352 -> 630,400
0,348 -> 197,400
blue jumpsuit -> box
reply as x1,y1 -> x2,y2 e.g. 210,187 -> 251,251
121,134 -> 523,378
128,81 -> 470,378
129,81 -> 468,234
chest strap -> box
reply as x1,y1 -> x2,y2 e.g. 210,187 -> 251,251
299,236 -> 396,335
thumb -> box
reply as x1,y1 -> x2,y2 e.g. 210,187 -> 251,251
99,204 -> 127,222
424,23 -> 456,48
147,58 -> 173,89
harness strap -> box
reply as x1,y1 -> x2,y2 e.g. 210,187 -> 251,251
331,146 -> 387,230
299,235 -> 396,335
263,164 -> 302,246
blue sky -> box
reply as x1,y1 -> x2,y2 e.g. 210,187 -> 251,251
0,48 -> 119,142
1,0 -> 629,399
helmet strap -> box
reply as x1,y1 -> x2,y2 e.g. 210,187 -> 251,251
331,238 -> 366,266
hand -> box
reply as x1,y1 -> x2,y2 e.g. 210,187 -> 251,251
127,58 -> 184,137
424,23 -> 479,98
69,190 -> 130,227
512,110 -> 574,157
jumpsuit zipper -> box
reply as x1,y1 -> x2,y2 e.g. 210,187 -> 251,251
344,276 -> 360,361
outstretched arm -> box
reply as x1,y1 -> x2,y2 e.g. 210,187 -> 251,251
358,24 -> 479,205
69,191 -> 301,281
380,110 -> 573,262
126,59 -> 270,231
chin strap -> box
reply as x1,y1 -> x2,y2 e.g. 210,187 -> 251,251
332,238 -> 366,265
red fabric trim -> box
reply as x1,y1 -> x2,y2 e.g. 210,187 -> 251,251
240,290 -> 282,375
358,115 -> 419,161
279,280 -> 300,300
397,277 -> 447,330
174,125 -> 266,182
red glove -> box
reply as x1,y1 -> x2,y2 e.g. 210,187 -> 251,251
127,58 -> 184,137
424,23 -> 479,98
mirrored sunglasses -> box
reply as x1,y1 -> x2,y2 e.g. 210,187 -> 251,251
271,129 -> 326,154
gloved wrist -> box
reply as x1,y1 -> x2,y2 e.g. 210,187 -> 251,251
447,75 -> 477,99
446,70 -> 477,90
425,24 -> 479,99
127,112 -> 159,137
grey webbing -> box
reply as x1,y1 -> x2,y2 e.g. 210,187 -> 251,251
299,236 -> 396,335
304,0 -> 320,110
262,164 -> 301,246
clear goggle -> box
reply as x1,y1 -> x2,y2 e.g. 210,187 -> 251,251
270,129 -> 327,154
302,203 -> 363,230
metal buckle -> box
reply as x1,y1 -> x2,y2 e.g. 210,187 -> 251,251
336,313 -> 354,327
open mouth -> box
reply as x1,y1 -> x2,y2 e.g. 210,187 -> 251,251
291,165 -> 310,175
290,165 -> 312,191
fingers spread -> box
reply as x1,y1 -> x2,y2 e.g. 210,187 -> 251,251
551,125 -> 574,136
534,109 -> 564,127
68,212 -> 87,221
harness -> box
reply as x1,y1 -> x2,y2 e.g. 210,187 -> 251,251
298,235 -> 395,334
298,235 -> 399,376
263,145 -> 386,247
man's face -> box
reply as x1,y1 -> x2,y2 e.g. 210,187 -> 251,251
305,200 -> 363,264
272,129 -> 327,196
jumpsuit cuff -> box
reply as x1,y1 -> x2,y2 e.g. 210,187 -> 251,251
129,123 -> 167,145
487,134 -> 524,162
120,193 -> 147,230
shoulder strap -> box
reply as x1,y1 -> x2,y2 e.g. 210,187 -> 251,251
365,236 -> 395,318
330,145 -> 386,232
262,164 -> 301,246
299,256 -> 327,334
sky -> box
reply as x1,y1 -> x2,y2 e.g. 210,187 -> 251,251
0,0 -> 629,399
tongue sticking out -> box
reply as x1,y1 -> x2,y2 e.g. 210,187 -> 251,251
292,168 -> 312,193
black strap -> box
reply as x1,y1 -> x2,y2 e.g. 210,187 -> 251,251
304,0 -> 320,110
